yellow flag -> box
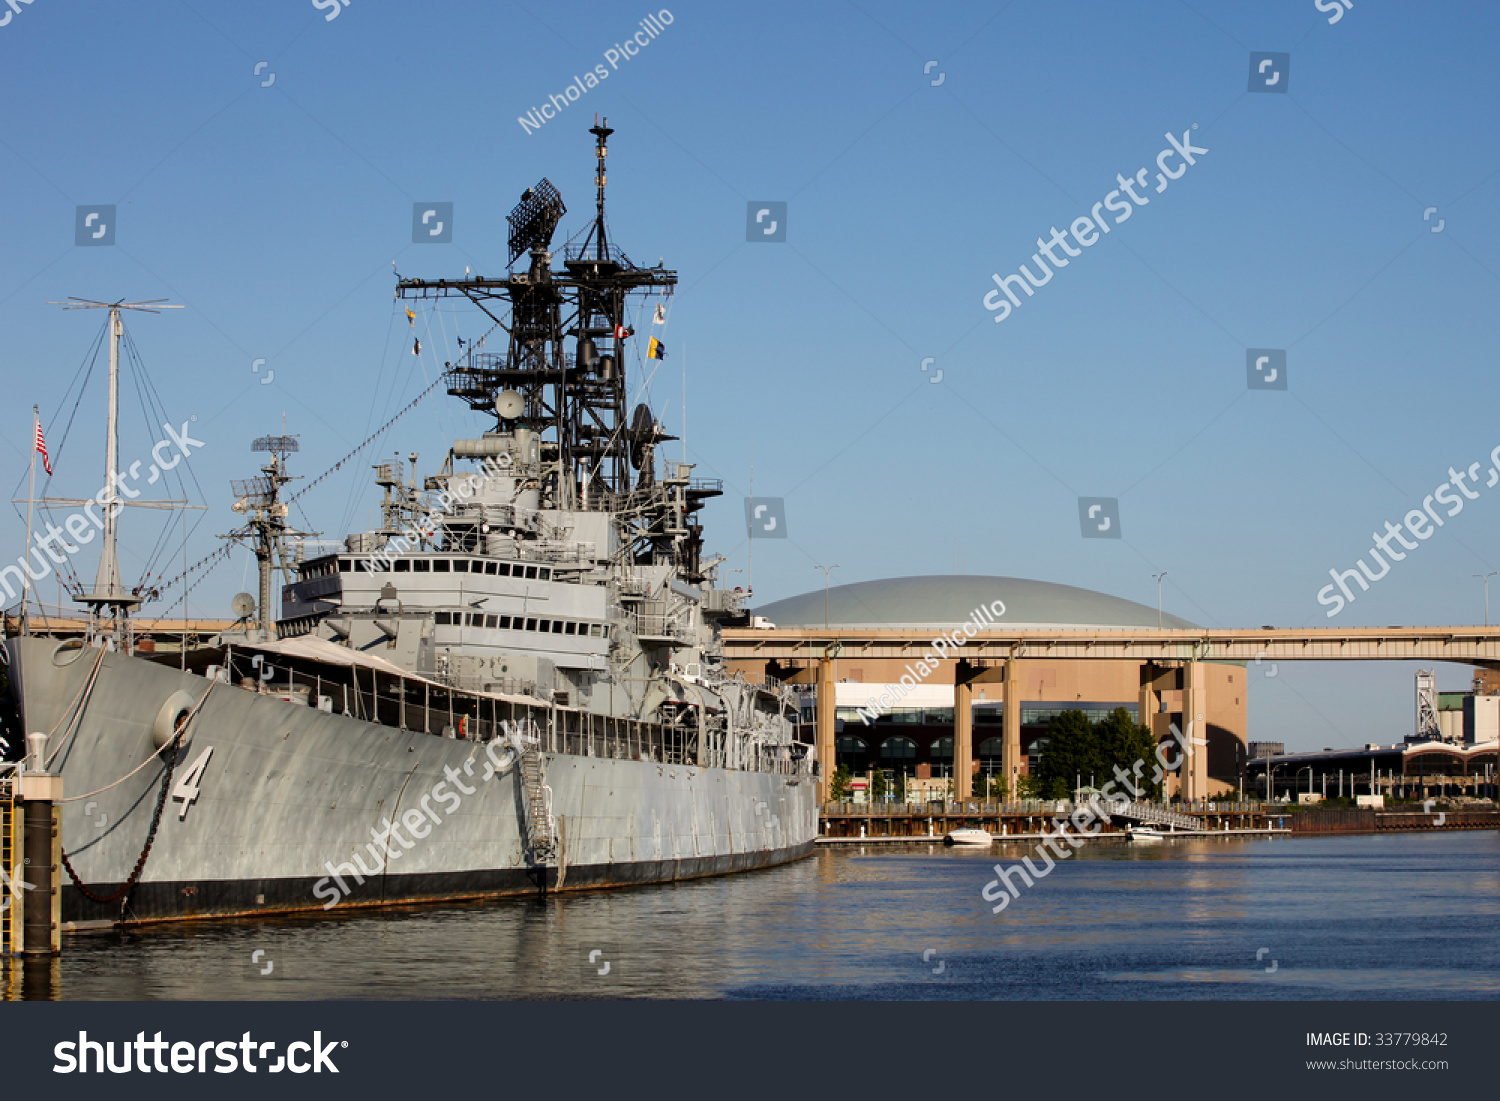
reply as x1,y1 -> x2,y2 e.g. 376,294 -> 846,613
406,308 -> 415,326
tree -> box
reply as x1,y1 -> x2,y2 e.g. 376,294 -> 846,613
829,764 -> 852,802
871,768 -> 889,801
1017,774 -> 1047,799
1032,710 -> 1094,800
978,775 -> 1009,801
1095,707 -> 1161,800
1033,707 -> 1162,802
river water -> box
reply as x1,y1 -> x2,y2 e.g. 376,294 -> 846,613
17,831 -> 1500,1000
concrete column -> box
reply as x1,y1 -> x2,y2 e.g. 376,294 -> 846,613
1138,663 -> 1155,737
954,669 -> 973,801
1003,658 -> 1022,798
816,654 -> 836,803
20,772 -> 61,957
1180,661 -> 1208,803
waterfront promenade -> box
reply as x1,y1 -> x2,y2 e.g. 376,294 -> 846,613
818,799 -> 1500,839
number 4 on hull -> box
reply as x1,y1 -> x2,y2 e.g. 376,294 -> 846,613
172,746 -> 214,820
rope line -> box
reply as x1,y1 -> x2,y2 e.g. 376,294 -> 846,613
41,646 -> 109,770
57,683 -> 214,906
286,376 -> 445,506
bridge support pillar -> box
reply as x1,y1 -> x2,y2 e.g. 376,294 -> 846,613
954,671 -> 974,801
1138,663 -> 1157,741
1003,657 -> 1022,798
955,661 -> 1007,801
816,651 -> 836,803
1181,661 -> 1208,802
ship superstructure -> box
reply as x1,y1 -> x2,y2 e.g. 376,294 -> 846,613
268,117 -> 790,771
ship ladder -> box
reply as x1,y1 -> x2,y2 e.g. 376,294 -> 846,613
1,775 -> 22,957
519,749 -> 556,866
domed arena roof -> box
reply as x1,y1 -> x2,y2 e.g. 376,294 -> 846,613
751,575 -> 1198,631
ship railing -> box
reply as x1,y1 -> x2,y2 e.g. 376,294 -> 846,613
633,613 -> 692,642
450,352 -> 578,376
560,239 -> 633,267
225,650 -> 801,777
523,541 -> 597,564
617,577 -> 654,597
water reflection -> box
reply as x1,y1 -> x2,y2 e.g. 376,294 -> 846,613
11,831 -> 1497,1001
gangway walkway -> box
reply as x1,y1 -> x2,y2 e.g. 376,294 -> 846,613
1102,800 -> 1202,831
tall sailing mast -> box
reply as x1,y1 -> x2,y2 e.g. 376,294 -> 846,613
45,298 -> 186,648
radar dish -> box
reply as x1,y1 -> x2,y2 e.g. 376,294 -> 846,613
628,403 -> 656,469
507,178 -> 566,266
252,435 -> 299,453
231,592 -> 257,618
495,389 -> 524,420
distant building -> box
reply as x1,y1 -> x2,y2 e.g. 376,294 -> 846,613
1247,741 -> 1495,801
735,575 -> 1249,797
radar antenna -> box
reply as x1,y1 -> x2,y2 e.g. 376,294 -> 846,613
222,433 -> 316,637
507,179 -> 567,268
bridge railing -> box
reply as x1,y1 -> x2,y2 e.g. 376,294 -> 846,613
822,797 -> 1277,816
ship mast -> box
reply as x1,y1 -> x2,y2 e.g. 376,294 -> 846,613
393,122 -> 727,580
226,435 -> 312,637
47,297 -> 183,648
395,119 -> 677,506
590,117 -> 612,262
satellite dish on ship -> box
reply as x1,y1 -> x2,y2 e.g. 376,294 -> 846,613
495,389 -> 524,420
231,592 -> 257,620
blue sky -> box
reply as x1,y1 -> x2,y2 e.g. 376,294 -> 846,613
4,0 -> 1499,750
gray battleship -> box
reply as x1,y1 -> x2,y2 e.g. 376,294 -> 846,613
2,121 -> 816,925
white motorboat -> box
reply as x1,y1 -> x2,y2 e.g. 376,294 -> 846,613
1127,825 -> 1166,843
943,828 -> 994,846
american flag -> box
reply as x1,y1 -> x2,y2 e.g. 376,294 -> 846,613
34,418 -> 51,476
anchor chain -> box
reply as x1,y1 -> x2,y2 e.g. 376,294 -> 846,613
59,728 -> 185,906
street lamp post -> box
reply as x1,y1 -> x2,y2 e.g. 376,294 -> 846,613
1152,572 -> 1168,630
1297,765 -> 1314,800
814,564 -> 841,628
1475,572 -> 1497,627
1266,763 -> 1282,803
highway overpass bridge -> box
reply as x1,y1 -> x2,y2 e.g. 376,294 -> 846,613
723,625 -> 1500,802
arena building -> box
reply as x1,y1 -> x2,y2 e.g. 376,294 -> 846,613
726,575 -> 1249,799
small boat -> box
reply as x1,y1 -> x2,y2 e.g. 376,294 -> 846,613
1127,825 -> 1165,843
943,828 -> 993,846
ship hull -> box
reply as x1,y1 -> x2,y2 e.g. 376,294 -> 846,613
5,636 -> 817,925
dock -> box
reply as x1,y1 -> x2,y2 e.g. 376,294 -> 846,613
816,827 -> 1291,844
817,799 -> 1500,840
